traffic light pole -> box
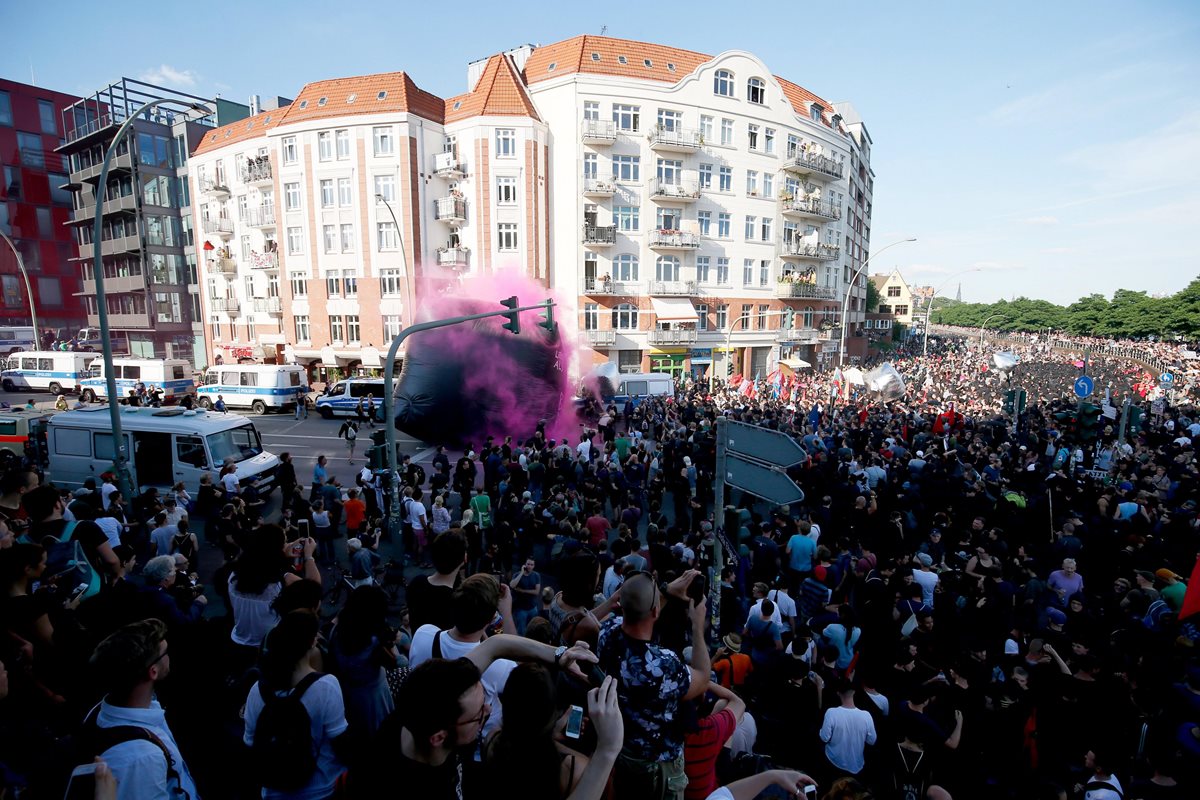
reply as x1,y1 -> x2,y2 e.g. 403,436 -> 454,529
380,299 -> 555,541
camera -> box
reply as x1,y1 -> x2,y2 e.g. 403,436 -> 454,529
688,573 -> 708,605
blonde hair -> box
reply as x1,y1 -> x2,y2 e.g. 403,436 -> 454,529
434,496 -> 444,508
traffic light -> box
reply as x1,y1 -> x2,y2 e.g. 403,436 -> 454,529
500,296 -> 520,335
1054,409 -> 1077,440
538,302 -> 557,336
1128,406 -> 1145,434
368,430 -> 388,470
1016,390 -> 1027,415
783,308 -> 796,329
1077,402 -> 1102,444
1002,389 -> 1016,415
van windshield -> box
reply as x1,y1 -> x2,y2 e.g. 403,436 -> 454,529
206,424 -> 264,464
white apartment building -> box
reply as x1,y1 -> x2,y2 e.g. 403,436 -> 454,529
190,35 -> 873,377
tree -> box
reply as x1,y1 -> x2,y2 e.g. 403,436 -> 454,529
865,280 -> 881,313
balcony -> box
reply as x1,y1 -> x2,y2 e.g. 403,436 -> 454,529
775,282 -> 836,300
580,329 -> 617,347
649,230 -> 700,250
249,252 -> 279,270
76,151 -> 134,184
776,327 -> 821,344
246,207 -> 276,228
779,195 -> 841,222
434,196 -> 467,222
585,278 -> 636,295
433,151 -> 466,178
781,151 -> 844,182
68,193 -> 138,225
581,119 -> 617,145
254,297 -> 283,315
649,280 -> 699,296
582,224 -> 617,246
649,179 -> 701,202
88,312 -> 152,329
200,177 -> 231,197
211,257 -> 237,275
779,241 -> 840,261
82,274 -> 147,295
205,218 -> 235,238
99,235 -> 141,257
648,126 -> 703,153
582,178 -> 616,197
437,246 -> 470,269
648,328 -> 699,345
240,159 -> 273,186
210,297 -> 240,314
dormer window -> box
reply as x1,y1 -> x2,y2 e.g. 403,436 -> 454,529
667,63 -> 676,72
644,59 -> 652,68
317,97 -> 328,107
299,100 -> 309,109
347,93 -> 357,103
810,103 -> 824,122
548,62 -> 556,72
377,90 -> 387,100
618,55 -> 628,65
714,69 -> 734,97
747,77 -> 766,105
591,52 -> 601,61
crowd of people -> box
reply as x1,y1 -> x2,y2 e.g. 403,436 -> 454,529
0,331 -> 1196,800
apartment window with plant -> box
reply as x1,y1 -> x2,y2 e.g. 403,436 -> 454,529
496,176 -> 518,205
294,315 -> 310,342
330,315 -> 344,343
282,136 -> 298,164
746,170 -> 759,196
323,225 -> 337,254
495,128 -> 516,158
656,109 -> 682,132
700,115 -> 713,142
340,224 -> 354,253
583,303 -> 599,330
377,222 -> 398,251
747,78 -> 766,105
497,222 -> 518,252
717,304 -> 729,329
374,174 -> 395,203
713,70 -> 734,97
614,206 -> 639,232
612,155 -> 640,182
290,272 -> 307,297
718,166 -> 732,192
697,211 -> 711,237
336,129 -> 351,160
697,256 -> 710,283
717,213 -> 731,239
372,126 -> 394,156
698,163 -> 712,190
285,183 -> 301,210
720,118 -> 734,146
696,304 -> 709,331
612,303 -> 639,330
317,131 -> 333,161
383,315 -> 402,339
759,259 -> 771,286
346,315 -> 361,343
286,226 -> 304,255
338,178 -> 352,207
612,104 -> 639,132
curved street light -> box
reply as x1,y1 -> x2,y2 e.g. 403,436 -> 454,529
838,237 -> 917,366
979,313 -> 1008,346
374,195 -> 414,331
922,267 -> 983,357
0,231 -> 39,345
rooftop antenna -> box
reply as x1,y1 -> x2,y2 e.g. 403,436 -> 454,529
29,59 -> 36,86
600,25 -> 607,36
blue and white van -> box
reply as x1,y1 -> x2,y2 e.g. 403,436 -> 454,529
79,358 -> 196,404
197,365 -> 309,414
314,378 -> 387,419
0,327 -> 38,356
1,351 -> 94,395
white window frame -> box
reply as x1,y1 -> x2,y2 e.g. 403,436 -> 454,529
293,315 -> 310,342
377,221 -> 398,251
496,176 -> 518,205
372,126 -> 394,156
497,222 -> 518,251
282,136 -> 298,165
284,182 -> 301,210
320,179 -> 334,209
720,118 -> 734,146
612,104 -> 640,132
495,128 -> 516,158
380,269 -> 404,296
612,155 -> 640,183
340,224 -> 355,253
286,227 -> 304,255
337,177 -> 352,208
336,129 -> 351,160
717,213 -> 731,239
714,70 -> 734,97
317,131 -> 332,161
696,304 -> 709,331
747,78 -> 766,105
718,167 -> 732,192
373,174 -> 395,203
323,225 -> 337,254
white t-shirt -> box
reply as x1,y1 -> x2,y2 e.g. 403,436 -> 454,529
912,568 -> 939,605
405,498 -> 426,530
747,599 -> 783,627
409,625 -> 515,739
221,472 -> 241,495
819,705 -> 877,774
96,699 -> 200,800
727,710 -> 757,756
95,516 -> 124,548
100,482 -> 119,509
766,589 -> 798,621
228,575 -> 281,647
807,522 -> 822,544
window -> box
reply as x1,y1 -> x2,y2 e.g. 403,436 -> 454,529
346,315 -> 361,343
887,285 -> 901,297
720,118 -> 733,146
761,219 -> 772,242
340,224 -> 354,253
497,223 -> 518,251
0,91 -> 11,126
697,211 -> 711,236
320,179 -> 334,208
336,129 -> 351,159
18,132 -> 43,168
811,104 -> 823,122
583,153 -> 598,179
374,174 -> 395,202
714,70 -> 734,97
495,128 -> 516,158
282,136 -> 297,164
612,155 -> 640,182
372,126 -> 394,156
786,134 -> 801,158
895,305 -> 909,316
656,109 -> 682,132
745,216 -> 756,240
612,254 -> 638,282
290,272 -> 307,297
700,115 -> 713,143
583,101 -> 599,121
323,225 -> 337,254
746,170 -> 759,195
697,256 -> 710,283
656,207 -> 680,231
612,104 -> 639,132
383,315 -> 402,339
38,99 -> 57,134
380,269 -> 404,296
613,206 -> 639,231
747,78 -> 766,105
287,227 -> 304,254
697,304 -> 708,331
764,128 -> 775,154
698,163 -> 712,189
612,303 -> 639,329
759,259 -> 770,286
718,166 -> 732,192
285,182 -> 301,210
318,131 -> 333,161
655,256 -> 680,282
338,177 -> 352,207
757,304 -> 769,328
496,176 -> 518,205
326,272 -> 341,296
714,304 -> 729,330
330,316 -> 344,343
377,222 -> 398,251
583,303 -> 599,331
743,259 -> 754,285
748,124 -> 759,151
717,213 -> 731,239
763,173 -> 774,197
294,315 -> 310,341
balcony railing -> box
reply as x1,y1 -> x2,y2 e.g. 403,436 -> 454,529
648,328 -> 699,345
245,207 -> 276,228
200,177 -> 231,196
581,329 -> 617,346
648,126 -> 702,151
99,235 -> 142,256
582,178 -> 616,196
82,274 -> 147,295
779,195 -> 841,221
584,278 -> 635,295
210,297 -> 240,313
648,280 -> 699,296
437,246 -> 470,268
434,196 -> 467,222
240,159 -> 273,184
782,151 -> 844,181
204,218 -> 235,236
581,119 -> 617,144
779,241 -> 840,261
433,151 -> 466,177
649,179 -> 701,201
254,297 -> 282,314
211,257 -> 237,275
776,327 -> 821,343
775,282 -> 836,299
582,224 -> 617,245
249,252 -> 279,270
87,312 -> 152,329
649,229 -> 700,249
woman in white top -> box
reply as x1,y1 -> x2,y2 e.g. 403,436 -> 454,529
227,525 -> 320,651
429,495 -> 452,536
311,501 -> 334,565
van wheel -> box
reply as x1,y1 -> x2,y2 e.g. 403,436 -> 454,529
81,389 -> 96,403
251,400 -> 267,415
198,397 -> 213,410
48,382 -> 63,396
1,379 -> 13,393
319,406 -> 334,420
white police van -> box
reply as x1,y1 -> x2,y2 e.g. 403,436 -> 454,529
79,358 -> 196,404
0,326 -> 38,356
46,405 -> 280,496
197,364 -> 308,415
608,372 -> 676,405
1,351 -> 94,395
314,378 -> 387,420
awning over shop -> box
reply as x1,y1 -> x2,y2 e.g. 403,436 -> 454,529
649,296 -> 698,323
360,346 -> 382,369
780,358 -> 811,371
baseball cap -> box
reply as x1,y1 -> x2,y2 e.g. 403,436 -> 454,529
916,552 -> 934,567
1155,568 -> 1182,582
1046,607 -> 1067,624
813,565 -> 828,583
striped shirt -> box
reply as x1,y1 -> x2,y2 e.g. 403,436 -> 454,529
684,708 -> 736,800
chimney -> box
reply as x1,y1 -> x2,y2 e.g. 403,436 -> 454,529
248,94 -> 261,115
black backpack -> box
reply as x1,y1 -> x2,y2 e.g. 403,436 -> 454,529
251,672 -> 323,791
409,464 -> 426,487
71,704 -> 188,798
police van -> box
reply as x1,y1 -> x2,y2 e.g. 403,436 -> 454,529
314,378 -> 387,419
79,358 -> 196,404
0,408 -> 57,469
197,364 -> 309,414
608,372 -> 676,405
0,326 -> 38,356
1,351 -> 93,395
45,405 -> 280,496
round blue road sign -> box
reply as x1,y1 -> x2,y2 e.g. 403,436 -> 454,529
1074,375 -> 1094,398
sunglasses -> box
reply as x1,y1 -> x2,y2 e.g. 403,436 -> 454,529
456,701 -> 490,728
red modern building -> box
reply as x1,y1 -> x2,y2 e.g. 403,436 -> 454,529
0,79 -> 85,334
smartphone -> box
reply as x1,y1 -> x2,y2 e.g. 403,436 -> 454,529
585,662 -> 607,688
804,785 -> 818,797
297,519 -> 310,538
688,573 -> 708,605
70,583 -> 89,602
565,705 -> 584,739
64,763 -> 97,800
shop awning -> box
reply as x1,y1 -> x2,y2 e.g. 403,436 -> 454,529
780,358 -> 811,371
650,296 -> 698,323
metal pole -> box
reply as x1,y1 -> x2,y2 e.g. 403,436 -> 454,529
375,196 -> 413,330
711,415 -> 727,647
922,267 -> 981,359
710,309 -> 788,394
979,314 -> 1007,347
381,300 -> 554,538
0,232 -> 39,344
838,237 -> 916,367
92,98 -> 211,502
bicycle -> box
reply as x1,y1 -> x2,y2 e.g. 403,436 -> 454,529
322,558 -> 405,610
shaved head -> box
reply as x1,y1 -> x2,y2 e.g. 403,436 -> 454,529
621,573 -> 658,623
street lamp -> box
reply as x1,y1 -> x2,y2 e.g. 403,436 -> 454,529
922,267 -> 983,357
979,313 -> 1008,346
375,195 -> 414,331
838,237 -> 917,366
0,231 -> 39,345
707,309 -> 791,392
92,98 -> 212,502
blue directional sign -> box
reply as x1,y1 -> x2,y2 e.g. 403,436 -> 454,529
1159,372 -> 1174,385
1074,375 -> 1094,398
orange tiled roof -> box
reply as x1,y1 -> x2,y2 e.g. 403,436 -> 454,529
274,71 -> 445,127
193,107 -> 289,156
445,54 -> 540,123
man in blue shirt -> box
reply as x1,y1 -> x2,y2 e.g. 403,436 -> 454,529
786,527 -> 817,594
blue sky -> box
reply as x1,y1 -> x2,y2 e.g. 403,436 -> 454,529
6,0 -> 1198,305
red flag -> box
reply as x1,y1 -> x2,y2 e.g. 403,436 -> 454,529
1179,555 -> 1200,621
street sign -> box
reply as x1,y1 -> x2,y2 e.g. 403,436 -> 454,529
1074,375 -> 1094,398
1159,372 -> 1174,385
724,454 -> 806,506
725,419 -> 807,467
1151,399 -> 1165,416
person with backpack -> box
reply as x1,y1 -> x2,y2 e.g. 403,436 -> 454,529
244,610 -> 351,799
21,484 -> 120,598
338,419 -> 359,463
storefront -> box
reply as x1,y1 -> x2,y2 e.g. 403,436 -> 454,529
649,353 -> 687,377
689,348 -> 712,378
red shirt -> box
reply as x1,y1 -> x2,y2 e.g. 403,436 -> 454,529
684,708 -> 737,800
343,498 -> 367,533
585,514 -> 611,547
